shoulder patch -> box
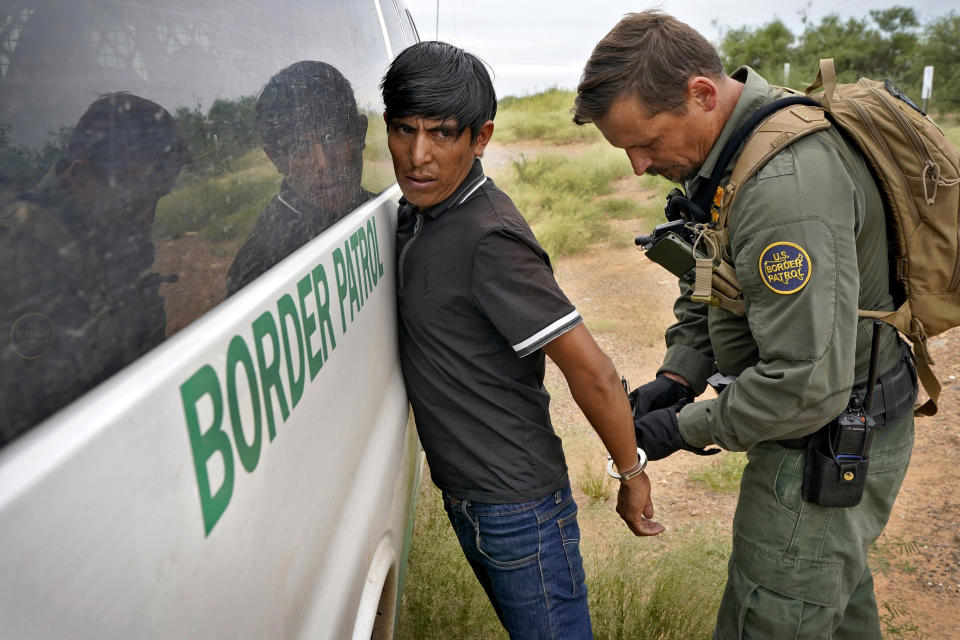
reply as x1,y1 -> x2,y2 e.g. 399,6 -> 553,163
759,242 -> 811,295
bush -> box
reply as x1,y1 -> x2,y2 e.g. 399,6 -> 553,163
586,523 -> 729,640
496,88 -> 603,144
493,147 -> 670,258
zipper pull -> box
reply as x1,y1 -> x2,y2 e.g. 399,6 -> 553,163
413,213 -> 424,235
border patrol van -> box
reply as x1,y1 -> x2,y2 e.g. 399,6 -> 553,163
0,1 -> 421,637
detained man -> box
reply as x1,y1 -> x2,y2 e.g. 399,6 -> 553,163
381,41 -> 663,639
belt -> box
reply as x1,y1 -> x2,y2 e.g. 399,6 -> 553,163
779,355 -> 917,449
851,353 -> 917,427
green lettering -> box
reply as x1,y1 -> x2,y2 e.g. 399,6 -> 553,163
312,263 -> 337,360
371,216 -> 385,279
332,247 -> 349,334
350,232 -> 367,306
356,226 -> 373,298
277,294 -> 305,409
252,311 -> 290,440
298,274 -> 323,381
366,218 -> 379,287
227,335 -> 264,466
181,365 -> 234,536
345,239 -> 361,321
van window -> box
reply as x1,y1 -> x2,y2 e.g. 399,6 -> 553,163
0,0 -> 396,446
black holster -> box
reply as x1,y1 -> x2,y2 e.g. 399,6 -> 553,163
802,415 -> 871,508
799,354 -> 916,507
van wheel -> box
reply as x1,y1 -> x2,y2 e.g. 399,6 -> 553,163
370,564 -> 398,640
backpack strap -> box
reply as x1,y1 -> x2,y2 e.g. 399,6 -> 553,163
680,98 -> 830,314
859,304 -> 939,416
692,96 -> 824,218
716,103 -> 831,226
805,58 -> 839,111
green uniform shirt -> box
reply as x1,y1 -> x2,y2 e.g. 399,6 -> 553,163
663,67 -> 901,450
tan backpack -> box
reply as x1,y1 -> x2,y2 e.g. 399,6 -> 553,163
694,59 -> 960,416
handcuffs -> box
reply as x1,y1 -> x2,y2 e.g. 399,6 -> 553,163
606,447 -> 648,482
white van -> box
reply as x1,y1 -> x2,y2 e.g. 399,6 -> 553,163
0,1 -> 422,637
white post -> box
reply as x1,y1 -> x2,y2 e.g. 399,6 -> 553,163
784,62 -> 791,87
921,65 -> 934,113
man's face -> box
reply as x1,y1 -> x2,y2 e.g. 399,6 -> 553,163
594,94 -> 713,184
273,114 -> 368,211
385,115 -> 491,210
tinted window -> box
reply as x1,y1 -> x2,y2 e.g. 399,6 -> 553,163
0,0 -> 400,445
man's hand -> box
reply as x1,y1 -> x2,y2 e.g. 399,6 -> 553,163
616,471 -> 664,536
626,374 -> 694,420
635,407 -> 721,460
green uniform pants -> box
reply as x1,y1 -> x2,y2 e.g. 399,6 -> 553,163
713,413 -> 914,639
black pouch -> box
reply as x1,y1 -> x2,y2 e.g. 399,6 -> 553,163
802,415 -> 871,508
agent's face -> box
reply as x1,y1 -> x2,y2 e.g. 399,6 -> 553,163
385,114 -> 493,210
273,114 -> 368,210
593,94 -> 712,184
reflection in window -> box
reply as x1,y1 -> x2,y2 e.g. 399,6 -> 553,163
90,25 -> 148,80
1,0 -> 401,444
158,22 -> 210,56
1,7 -> 33,79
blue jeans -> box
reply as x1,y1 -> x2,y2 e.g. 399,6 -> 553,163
442,481 -> 593,640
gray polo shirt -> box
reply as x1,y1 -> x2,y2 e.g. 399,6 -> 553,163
397,159 -> 581,503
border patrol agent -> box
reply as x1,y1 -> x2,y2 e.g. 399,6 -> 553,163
574,11 -> 917,639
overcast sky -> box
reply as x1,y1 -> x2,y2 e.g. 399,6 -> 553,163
402,0 -> 956,97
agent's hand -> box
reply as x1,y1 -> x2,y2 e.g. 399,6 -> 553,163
626,374 -> 694,420
615,471 -> 665,536
635,407 -> 721,460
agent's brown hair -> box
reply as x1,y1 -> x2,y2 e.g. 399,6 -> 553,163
573,11 -> 724,124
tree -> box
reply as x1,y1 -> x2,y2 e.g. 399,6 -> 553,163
918,12 -> 960,111
719,20 -> 795,85
719,6 -> 924,97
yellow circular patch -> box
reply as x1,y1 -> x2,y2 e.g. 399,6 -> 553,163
758,242 -> 812,295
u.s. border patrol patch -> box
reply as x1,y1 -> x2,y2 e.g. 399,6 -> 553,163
759,242 -> 811,295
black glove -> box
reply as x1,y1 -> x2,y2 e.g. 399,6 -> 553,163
634,407 -> 721,461
627,375 -> 694,420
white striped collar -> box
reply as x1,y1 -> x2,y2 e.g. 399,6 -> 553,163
457,175 -> 488,205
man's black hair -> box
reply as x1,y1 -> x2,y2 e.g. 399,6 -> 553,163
381,41 -> 496,142
257,60 -> 360,152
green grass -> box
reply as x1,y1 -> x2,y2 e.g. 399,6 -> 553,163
586,523 -> 729,640
153,149 -> 279,242
395,485 -> 506,640
495,88 -> 604,144
495,146 -> 668,258
869,536 -> 923,577
687,452 -> 747,493
579,464 -> 615,504
396,483 -> 729,640
879,602 -> 926,639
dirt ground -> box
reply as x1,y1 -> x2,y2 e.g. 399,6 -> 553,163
544,222 -> 960,639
